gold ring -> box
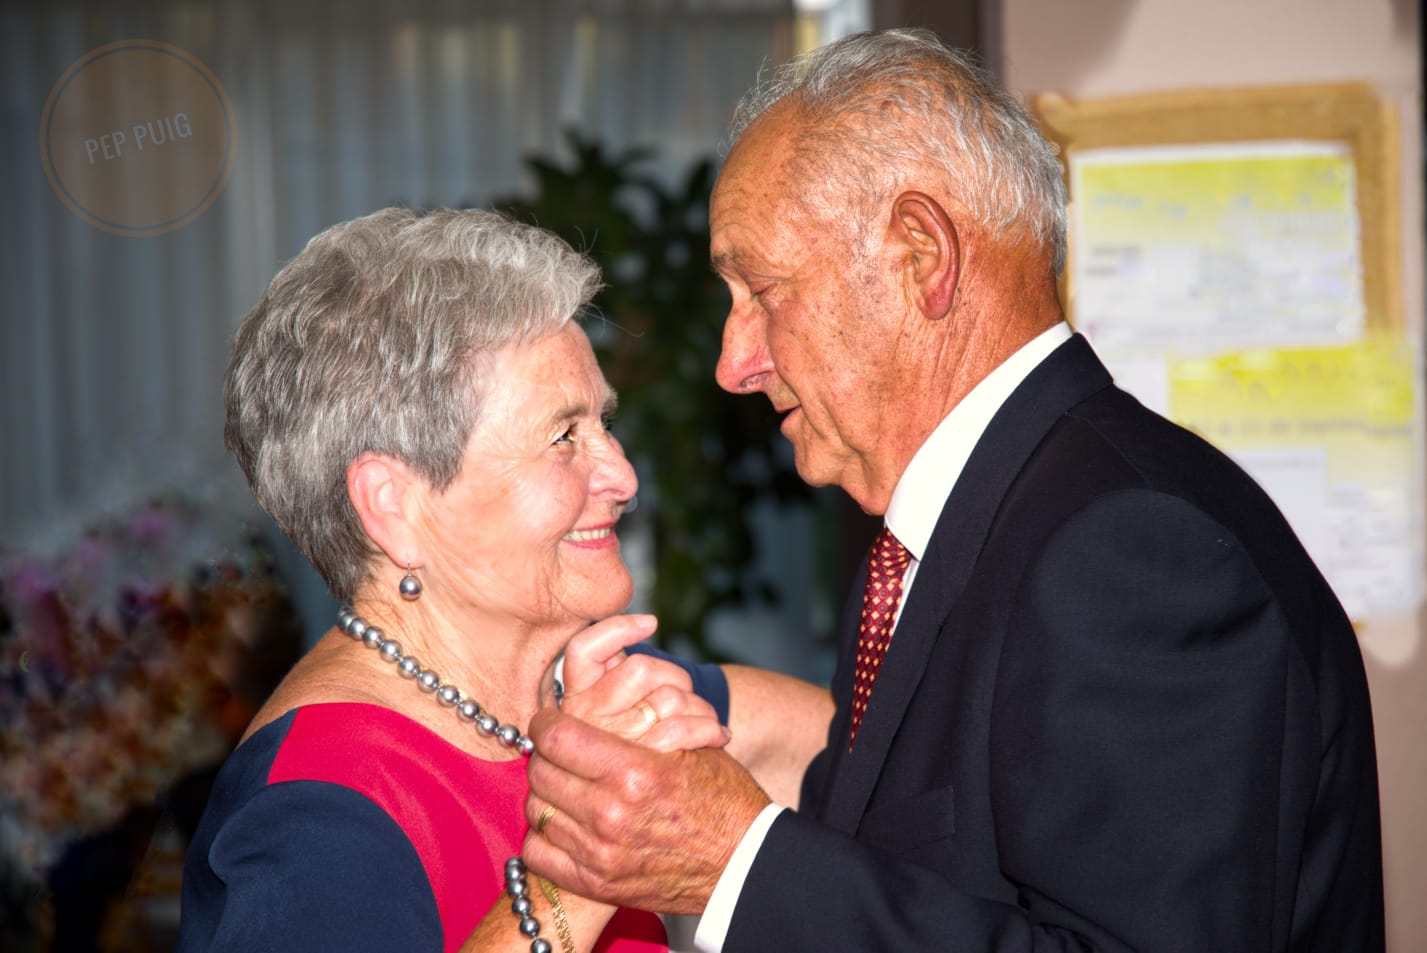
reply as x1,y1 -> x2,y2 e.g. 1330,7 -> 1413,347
636,701 -> 659,728
536,803 -> 558,835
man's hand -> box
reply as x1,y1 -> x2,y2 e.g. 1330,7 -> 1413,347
523,709 -> 771,915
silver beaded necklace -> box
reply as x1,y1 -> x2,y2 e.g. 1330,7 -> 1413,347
337,606 -> 535,755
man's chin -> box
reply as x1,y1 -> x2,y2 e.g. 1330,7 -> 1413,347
790,448 -> 835,490
791,448 -> 883,513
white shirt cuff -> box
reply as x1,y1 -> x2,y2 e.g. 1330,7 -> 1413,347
691,803 -> 786,953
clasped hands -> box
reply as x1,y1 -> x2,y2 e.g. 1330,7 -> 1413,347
526,615 -> 771,915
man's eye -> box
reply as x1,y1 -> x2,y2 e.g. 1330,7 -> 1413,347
553,427 -> 575,445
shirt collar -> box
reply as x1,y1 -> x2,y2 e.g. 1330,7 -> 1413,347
885,323 -> 1074,561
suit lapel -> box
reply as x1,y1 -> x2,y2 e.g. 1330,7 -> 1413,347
821,335 -> 1113,833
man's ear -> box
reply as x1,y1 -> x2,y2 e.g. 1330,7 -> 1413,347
891,191 -> 960,320
347,452 -> 422,569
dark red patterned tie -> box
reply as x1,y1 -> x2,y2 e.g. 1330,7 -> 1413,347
849,527 -> 911,750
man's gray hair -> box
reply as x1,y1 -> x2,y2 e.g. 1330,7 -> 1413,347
224,207 -> 601,601
729,28 -> 1067,274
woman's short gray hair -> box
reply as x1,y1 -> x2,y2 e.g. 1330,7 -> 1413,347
225,207 -> 601,601
730,28 -> 1067,274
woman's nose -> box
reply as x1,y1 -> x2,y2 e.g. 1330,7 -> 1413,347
593,432 -> 638,502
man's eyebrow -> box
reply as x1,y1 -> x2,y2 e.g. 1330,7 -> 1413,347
710,251 -> 738,275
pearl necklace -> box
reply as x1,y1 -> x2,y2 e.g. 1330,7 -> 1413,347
337,606 -> 535,755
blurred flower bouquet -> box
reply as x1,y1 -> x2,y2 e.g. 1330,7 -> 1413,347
0,494 -> 300,933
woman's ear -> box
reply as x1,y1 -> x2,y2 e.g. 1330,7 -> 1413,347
891,191 -> 960,320
347,452 -> 422,569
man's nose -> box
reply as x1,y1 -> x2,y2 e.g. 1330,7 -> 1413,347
714,304 -> 772,395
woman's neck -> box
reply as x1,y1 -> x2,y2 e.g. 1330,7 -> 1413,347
347,595 -> 583,739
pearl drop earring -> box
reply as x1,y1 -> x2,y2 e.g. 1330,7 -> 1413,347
398,564 -> 422,601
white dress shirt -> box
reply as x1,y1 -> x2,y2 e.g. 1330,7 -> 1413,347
693,322 -> 1073,952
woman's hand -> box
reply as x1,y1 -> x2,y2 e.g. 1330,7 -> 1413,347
457,875 -> 621,953
550,614 -> 730,752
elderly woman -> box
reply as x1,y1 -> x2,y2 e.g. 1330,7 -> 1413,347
176,207 -> 810,953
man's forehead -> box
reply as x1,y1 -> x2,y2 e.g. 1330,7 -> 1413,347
720,103 -> 808,182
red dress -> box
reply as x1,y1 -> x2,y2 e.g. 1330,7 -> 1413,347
178,702 -> 667,952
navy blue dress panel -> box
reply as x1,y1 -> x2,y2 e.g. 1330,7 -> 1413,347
176,710 -> 441,952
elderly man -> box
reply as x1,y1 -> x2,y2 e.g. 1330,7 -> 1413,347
526,28 -> 1384,952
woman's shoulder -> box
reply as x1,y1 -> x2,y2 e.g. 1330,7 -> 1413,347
240,630 -> 387,741
207,699 -> 529,871
235,699 -> 528,813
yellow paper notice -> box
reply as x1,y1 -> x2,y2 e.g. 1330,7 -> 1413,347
1168,340 -> 1418,619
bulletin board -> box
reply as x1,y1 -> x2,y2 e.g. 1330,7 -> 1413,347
1030,84 -> 1419,623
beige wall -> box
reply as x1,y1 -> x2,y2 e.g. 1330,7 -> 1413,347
992,1 -> 1425,948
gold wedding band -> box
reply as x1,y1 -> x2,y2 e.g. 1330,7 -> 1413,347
636,701 -> 659,728
536,803 -> 558,835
